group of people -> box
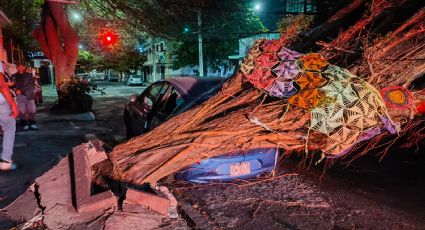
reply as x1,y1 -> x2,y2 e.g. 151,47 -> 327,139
0,62 -> 39,171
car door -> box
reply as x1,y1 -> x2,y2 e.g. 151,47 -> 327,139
130,82 -> 168,135
149,86 -> 186,130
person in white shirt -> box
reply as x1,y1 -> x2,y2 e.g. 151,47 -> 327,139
0,62 -> 20,170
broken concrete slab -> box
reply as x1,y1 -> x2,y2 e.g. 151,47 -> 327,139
72,145 -> 116,213
35,155 -> 113,229
157,186 -> 178,218
35,156 -> 73,211
44,204 -> 107,230
103,208 -> 163,230
35,156 -> 87,229
124,188 -> 170,216
11,138 -> 186,229
84,140 -> 108,167
2,189 -> 40,223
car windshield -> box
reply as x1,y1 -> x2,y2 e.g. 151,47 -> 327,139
173,82 -> 223,115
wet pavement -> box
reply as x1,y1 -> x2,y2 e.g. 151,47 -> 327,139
1,81 -> 144,209
0,81 -> 160,228
1,81 -> 424,229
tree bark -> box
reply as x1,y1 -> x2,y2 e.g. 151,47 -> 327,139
33,1 -> 79,102
111,73 -> 328,184
109,1 -> 425,186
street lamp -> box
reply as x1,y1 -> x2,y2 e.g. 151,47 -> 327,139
69,10 -> 83,23
183,26 -> 190,33
254,3 -> 261,11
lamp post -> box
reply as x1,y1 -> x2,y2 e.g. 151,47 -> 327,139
197,8 -> 204,77
69,10 -> 83,23
254,3 -> 261,11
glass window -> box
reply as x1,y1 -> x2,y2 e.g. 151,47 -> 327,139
139,83 -> 167,110
286,0 -> 317,13
156,87 -> 184,116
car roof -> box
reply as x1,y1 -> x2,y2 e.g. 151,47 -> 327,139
164,76 -> 225,99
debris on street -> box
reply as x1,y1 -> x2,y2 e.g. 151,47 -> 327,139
110,1 -> 424,185
2,138 -> 185,229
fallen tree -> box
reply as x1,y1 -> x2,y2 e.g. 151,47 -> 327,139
110,0 -> 425,185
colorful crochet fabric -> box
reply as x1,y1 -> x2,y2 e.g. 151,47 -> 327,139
239,39 -> 399,157
380,86 -> 413,110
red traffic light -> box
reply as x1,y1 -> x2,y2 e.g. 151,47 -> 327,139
100,31 -> 118,46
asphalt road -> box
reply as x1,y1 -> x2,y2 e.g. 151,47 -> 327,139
90,81 -> 425,229
42,80 -> 147,99
2,81 -> 424,229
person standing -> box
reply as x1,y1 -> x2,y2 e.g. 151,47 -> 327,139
11,64 -> 39,131
0,63 -> 20,170
1,61 -> 17,97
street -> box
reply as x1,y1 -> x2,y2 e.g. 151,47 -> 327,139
0,81 -> 423,229
42,81 -> 146,99
1,81 -> 146,206
1,1 -> 424,229
0,81 -> 151,228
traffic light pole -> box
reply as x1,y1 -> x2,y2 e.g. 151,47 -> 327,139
197,8 -> 204,77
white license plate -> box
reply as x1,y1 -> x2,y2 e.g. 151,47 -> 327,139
230,161 -> 251,176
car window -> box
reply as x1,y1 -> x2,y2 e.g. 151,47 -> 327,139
171,88 -> 185,114
156,87 -> 184,116
138,83 -> 166,110
148,83 -> 163,97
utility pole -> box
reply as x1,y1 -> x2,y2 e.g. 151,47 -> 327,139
197,8 -> 204,77
152,39 -> 157,82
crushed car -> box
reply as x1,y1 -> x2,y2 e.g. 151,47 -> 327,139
124,76 -> 277,183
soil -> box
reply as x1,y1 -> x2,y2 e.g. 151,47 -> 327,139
93,96 -> 425,230
168,149 -> 425,229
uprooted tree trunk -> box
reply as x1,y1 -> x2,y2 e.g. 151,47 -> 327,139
33,1 -> 92,112
110,0 -> 425,185
111,74 -> 328,184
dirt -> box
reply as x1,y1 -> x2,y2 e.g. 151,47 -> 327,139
92,97 -> 425,230
168,151 -> 425,230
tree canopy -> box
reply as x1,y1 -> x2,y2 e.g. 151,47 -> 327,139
0,0 -> 42,52
83,0 -> 267,39
82,0 -> 267,73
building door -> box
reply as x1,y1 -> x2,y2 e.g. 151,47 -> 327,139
39,66 -> 50,84
160,66 -> 165,79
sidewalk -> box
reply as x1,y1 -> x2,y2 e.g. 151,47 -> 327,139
0,91 -> 185,228
0,86 -> 135,207
0,98 -> 88,208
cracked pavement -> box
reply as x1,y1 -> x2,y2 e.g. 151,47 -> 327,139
0,82 -> 188,229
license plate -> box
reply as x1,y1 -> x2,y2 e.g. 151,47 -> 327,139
230,161 -> 251,176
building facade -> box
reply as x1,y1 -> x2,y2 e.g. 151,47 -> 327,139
229,33 -> 281,63
140,38 -> 233,83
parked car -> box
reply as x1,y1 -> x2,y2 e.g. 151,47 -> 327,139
75,72 -> 89,78
107,70 -> 119,82
127,75 -> 143,86
89,70 -> 106,81
124,76 -> 278,183
175,148 -> 277,183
